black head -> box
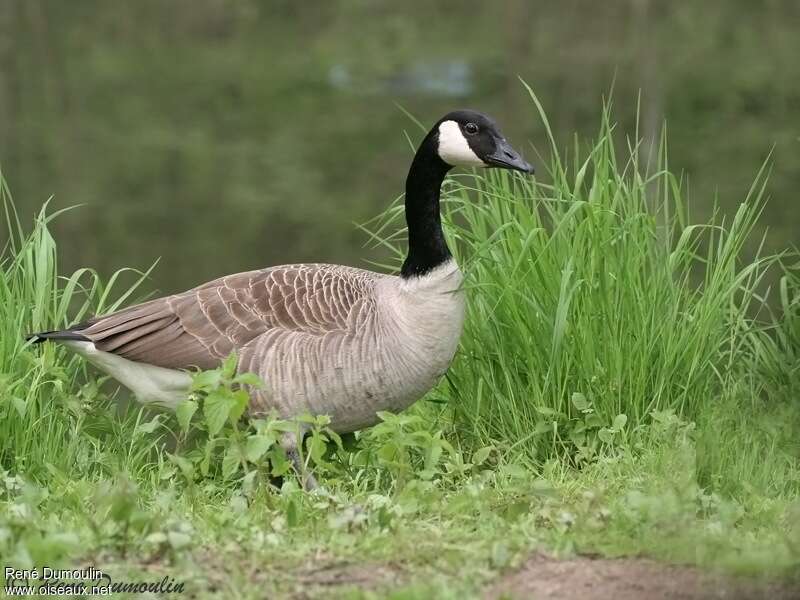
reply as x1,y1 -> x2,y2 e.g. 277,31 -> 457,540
434,109 -> 534,174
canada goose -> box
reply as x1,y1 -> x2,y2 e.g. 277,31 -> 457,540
29,110 -> 533,486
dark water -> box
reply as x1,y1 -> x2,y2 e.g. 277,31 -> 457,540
1,1 -> 798,295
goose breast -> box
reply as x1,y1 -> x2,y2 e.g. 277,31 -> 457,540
241,259 -> 465,432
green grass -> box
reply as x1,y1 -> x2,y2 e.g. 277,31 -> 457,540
0,175 -> 166,480
1,95 -> 799,598
379,93 -> 782,464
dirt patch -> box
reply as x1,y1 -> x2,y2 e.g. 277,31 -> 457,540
485,553 -> 799,600
291,560 -> 404,597
184,548 -> 405,598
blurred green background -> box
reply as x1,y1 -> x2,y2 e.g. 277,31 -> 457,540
1,0 -> 798,294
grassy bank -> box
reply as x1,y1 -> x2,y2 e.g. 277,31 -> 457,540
1,97 -> 798,598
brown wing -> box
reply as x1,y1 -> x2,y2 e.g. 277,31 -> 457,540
74,264 -> 378,370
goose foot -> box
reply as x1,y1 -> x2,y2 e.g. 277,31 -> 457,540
281,432 -> 319,491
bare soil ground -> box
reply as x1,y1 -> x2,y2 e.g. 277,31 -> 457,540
291,561 -> 405,599
188,549 -> 799,598
485,553 -> 800,600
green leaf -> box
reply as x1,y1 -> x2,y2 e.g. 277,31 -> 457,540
245,435 -> 274,463
598,428 -> 615,444
531,479 -> 557,497
584,413 -> 604,428
204,390 -> 232,435
176,399 -> 198,434
191,369 -> 221,391
571,392 -> 590,411
270,420 -> 300,434
11,397 -> 26,419
222,444 -> 242,479
228,390 -> 249,425
168,453 -> 195,481
569,430 -> 586,446
234,372 -> 263,387
313,414 -> 332,428
418,469 -> 435,481
501,463 -> 528,479
377,441 -> 400,464
425,442 -> 443,472
201,439 -> 216,477
613,413 -> 628,431
221,352 -> 238,380
242,470 -> 257,496
268,447 -> 291,476
377,505 -> 393,528
326,429 -> 344,452
307,434 -> 328,464
137,415 -> 161,434
472,446 -> 493,466
295,412 -> 317,425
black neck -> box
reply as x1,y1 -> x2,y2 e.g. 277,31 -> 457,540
400,133 -> 453,278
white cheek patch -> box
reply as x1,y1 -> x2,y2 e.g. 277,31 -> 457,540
437,120 -> 486,167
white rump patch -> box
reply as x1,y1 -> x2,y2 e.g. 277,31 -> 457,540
63,341 -> 192,410
437,120 -> 485,167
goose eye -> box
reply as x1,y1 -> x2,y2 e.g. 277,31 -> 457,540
464,122 -> 478,135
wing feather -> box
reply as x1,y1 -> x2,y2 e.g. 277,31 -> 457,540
70,265 -> 380,370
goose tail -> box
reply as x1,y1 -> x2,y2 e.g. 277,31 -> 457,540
26,326 -> 91,344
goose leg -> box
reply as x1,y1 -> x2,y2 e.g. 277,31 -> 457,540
280,431 -> 319,491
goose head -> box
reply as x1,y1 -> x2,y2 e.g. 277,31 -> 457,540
401,109 -> 533,278
434,109 -> 534,174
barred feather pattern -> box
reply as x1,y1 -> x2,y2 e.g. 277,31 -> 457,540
73,261 -> 465,432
